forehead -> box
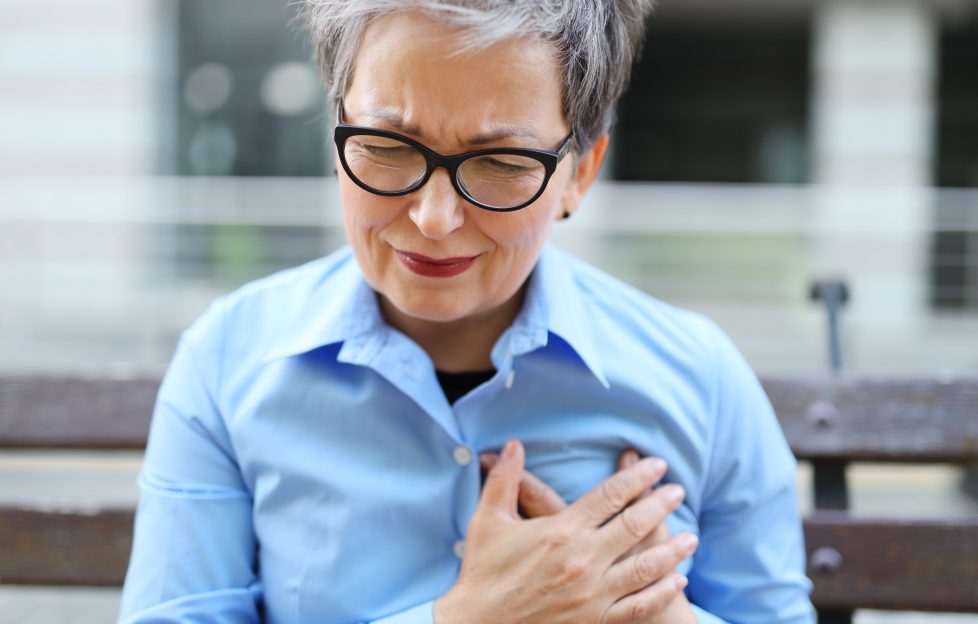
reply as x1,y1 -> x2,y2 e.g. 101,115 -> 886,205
344,10 -> 567,144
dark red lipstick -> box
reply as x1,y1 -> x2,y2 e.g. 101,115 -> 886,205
396,250 -> 477,278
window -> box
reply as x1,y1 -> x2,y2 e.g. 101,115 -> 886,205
932,8 -> 978,309
173,0 -> 328,177
614,9 -> 811,184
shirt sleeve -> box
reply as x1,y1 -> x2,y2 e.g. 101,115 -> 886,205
119,299 -> 262,622
686,323 -> 816,624
119,302 -> 447,624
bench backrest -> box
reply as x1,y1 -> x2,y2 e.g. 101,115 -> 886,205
2,374 -> 977,616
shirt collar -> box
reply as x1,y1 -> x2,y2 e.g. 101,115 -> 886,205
262,248 -> 385,364
511,244 -> 610,388
262,244 -> 610,388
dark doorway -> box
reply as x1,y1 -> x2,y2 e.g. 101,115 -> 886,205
614,11 -> 811,184
932,8 -> 978,310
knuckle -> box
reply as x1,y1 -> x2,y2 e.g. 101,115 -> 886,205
544,525 -> 574,550
523,479 -> 544,503
626,600 -> 650,623
632,552 -> 661,585
600,478 -> 630,510
557,555 -> 590,582
619,507 -> 648,541
649,586 -> 673,614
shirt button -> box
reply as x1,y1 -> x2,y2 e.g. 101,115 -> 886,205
453,446 -> 473,466
453,539 -> 465,559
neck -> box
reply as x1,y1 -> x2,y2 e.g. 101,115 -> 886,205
379,286 -> 527,372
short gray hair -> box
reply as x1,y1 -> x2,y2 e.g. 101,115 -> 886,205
299,0 -> 655,153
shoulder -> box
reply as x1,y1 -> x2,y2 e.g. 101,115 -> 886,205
556,247 -> 727,367
551,247 -> 751,444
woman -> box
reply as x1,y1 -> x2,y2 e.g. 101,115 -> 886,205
119,2 -> 814,623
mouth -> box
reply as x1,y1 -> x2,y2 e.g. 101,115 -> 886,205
395,250 -> 478,278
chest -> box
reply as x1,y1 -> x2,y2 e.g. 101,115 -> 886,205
228,361 -> 705,623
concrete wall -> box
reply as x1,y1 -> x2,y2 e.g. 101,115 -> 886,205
0,0 -> 168,175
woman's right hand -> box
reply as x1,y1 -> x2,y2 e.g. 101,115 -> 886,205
433,439 -> 697,624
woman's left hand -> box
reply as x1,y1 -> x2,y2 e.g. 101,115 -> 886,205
479,449 -> 698,624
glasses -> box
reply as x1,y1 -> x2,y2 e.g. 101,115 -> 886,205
333,109 -> 574,212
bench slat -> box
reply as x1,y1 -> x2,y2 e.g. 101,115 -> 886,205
805,511 -> 978,612
0,506 -> 134,586
4,504 -> 978,606
3,374 -> 978,462
0,374 -> 160,449
763,377 -> 978,463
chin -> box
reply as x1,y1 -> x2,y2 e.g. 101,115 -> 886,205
387,291 -> 475,324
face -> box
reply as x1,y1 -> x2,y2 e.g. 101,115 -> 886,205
338,10 -> 606,328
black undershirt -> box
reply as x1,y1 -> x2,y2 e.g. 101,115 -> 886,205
436,369 -> 496,404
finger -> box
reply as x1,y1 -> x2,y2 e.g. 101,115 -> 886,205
480,452 -> 568,518
479,452 -> 500,474
605,532 -> 698,599
477,439 -> 524,519
569,456 -> 667,529
614,517 -> 673,564
612,450 -> 661,562
596,483 -> 685,560
517,468 -> 568,517
617,450 -> 660,513
617,449 -> 640,472
601,573 -> 689,624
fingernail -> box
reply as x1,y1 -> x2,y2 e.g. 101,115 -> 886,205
675,575 -> 688,591
664,484 -> 685,504
682,533 -> 699,552
650,458 -> 667,474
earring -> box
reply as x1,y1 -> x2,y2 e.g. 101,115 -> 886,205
561,210 -> 571,220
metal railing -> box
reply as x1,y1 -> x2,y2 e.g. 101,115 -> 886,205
2,176 -> 977,374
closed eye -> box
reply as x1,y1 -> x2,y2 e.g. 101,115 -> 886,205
362,144 -> 411,155
481,157 -> 532,173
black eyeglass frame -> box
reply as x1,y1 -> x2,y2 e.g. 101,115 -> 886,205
333,117 -> 574,212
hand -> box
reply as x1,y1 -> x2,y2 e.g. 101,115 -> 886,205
433,439 -> 696,624
479,448 -> 699,624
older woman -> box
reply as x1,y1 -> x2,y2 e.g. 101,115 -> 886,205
119,2 -> 814,623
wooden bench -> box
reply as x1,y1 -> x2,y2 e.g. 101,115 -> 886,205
2,373 -> 978,623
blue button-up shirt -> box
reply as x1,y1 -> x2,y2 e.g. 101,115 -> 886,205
119,244 -> 814,623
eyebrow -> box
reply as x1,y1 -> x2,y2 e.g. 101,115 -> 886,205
359,108 -> 541,146
469,125 -> 541,146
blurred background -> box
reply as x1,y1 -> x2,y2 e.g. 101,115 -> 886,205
1,0 -> 977,621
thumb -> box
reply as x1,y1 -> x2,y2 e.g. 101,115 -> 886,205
478,439 -> 524,519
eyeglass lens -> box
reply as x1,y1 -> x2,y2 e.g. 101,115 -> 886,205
343,135 -> 548,209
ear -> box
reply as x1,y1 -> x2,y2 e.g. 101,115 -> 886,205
558,133 -> 610,220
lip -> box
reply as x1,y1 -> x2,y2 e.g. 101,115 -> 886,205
395,250 -> 478,278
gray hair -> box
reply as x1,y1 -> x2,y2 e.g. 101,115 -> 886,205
298,0 -> 655,154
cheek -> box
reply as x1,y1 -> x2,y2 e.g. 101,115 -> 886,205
473,208 -> 555,296
482,188 -> 562,253
339,180 -> 399,235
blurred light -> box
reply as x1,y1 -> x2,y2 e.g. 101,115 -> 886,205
183,63 -> 234,114
260,62 -> 321,117
189,122 -> 236,175
759,124 -> 806,185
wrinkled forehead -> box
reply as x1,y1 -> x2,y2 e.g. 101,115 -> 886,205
343,10 -> 567,149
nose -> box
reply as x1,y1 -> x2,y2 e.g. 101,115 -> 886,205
408,168 -> 465,241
